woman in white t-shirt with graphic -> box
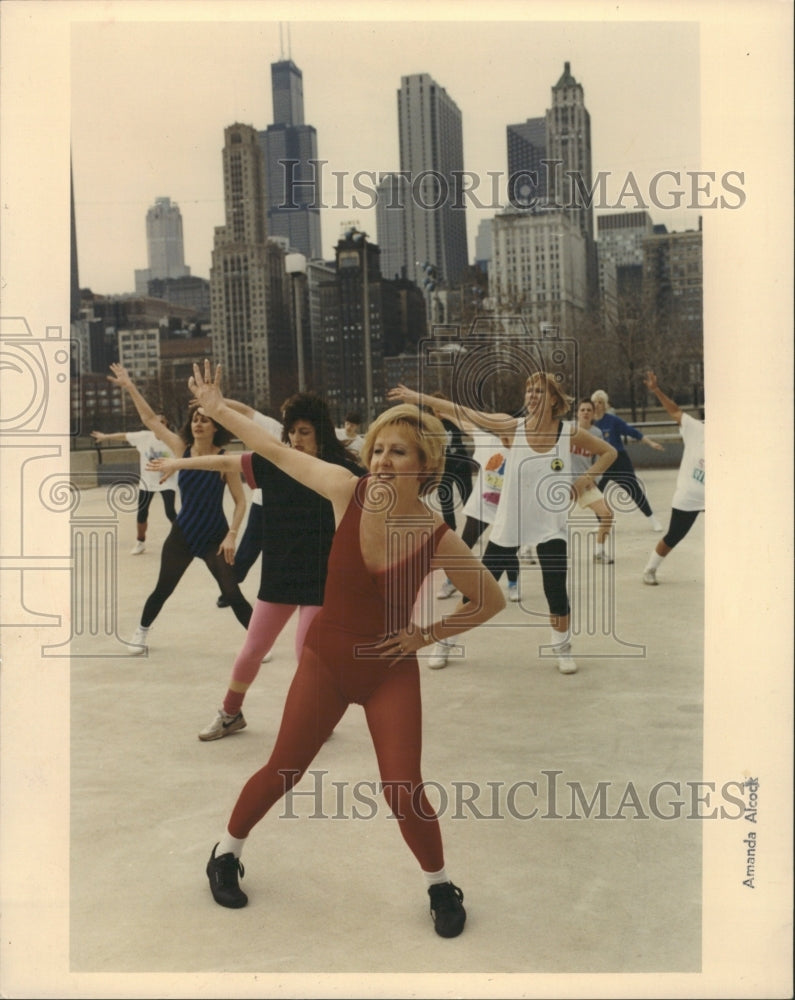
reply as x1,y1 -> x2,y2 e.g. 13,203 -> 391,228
641,371 -> 705,585
389,373 -> 617,675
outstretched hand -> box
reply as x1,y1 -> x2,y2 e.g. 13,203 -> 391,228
642,370 -> 659,392
107,362 -> 133,389
146,456 -> 178,484
387,384 -> 420,405
188,360 -> 224,417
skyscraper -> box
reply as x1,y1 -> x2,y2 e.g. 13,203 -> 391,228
545,62 -> 599,305
397,73 -> 469,289
259,59 -> 323,260
210,123 -> 295,409
375,173 -> 409,281
545,62 -> 593,243
506,117 -> 548,203
134,197 -> 190,294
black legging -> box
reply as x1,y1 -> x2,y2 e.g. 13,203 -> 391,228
231,501 -> 263,584
140,523 -> 253,629
439,468 -> 475,531
597,450 -> 653,518
480,538 -> 569,617
663,508 -> 701,550
136,488 -> 177,525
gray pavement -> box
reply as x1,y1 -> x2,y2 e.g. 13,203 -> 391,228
67,468 -> 704,984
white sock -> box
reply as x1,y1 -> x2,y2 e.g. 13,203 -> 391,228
595,541 -> 604,555
645,551 -> 664,573
550,628 -> 570,651
217,832 -> 247,859
423,866 -> 450,886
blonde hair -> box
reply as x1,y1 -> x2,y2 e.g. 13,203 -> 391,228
360,404 -> 446,495
526,372 -> 573,418
590,389 -> 610,408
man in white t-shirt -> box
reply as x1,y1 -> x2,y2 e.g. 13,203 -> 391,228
641,372 -> 705,585
91,415 -> 177,554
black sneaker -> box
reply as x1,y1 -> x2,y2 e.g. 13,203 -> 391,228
428,881 -> 466,938
206,843 -> 248,908
216,595 -> 231,608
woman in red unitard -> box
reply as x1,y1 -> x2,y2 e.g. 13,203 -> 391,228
190,361 -> 505,939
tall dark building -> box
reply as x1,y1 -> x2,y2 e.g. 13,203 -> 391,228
318,231 -> 385,424
397,73 -> 469,289
506,117 -> 547,203
258,59 -> 323,260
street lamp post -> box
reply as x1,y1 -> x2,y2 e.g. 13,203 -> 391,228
285,252 -> 307,392
350,230 -> 374,425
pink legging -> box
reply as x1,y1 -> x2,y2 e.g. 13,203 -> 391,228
227,646 -> 445,873
222,601 -> 321,717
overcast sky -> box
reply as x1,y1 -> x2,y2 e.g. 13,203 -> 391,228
71,18 -> 701,294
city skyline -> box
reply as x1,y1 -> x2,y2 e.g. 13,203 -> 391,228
70,19 -> 702,294
1,3 -> 792,997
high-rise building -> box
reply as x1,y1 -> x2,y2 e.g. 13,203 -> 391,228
597,210 -> 655,268
506,117 -> 547,204
474,218 -> 493,274
375,173 -> 409,282
134,197 -> 190,294
210,123 -> 295,409
642,224 -> 703,340
545,62 -> 593,243
397,73 -> 469,288
258,59 -> 323,260
490,208 -> 588,335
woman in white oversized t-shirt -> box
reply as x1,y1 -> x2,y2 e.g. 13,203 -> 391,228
641,371 -> 705,585
389,373 -> 616,675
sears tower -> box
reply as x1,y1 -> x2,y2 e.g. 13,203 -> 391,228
259,59 -> 323,260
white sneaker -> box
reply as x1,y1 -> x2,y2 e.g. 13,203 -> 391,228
507,582 -> 520,602
130,540 -> 146,555
519,545 -> 537,564
437,579 -> 457,600
650,517 -> 664,532
428,640 -> 453,669
557,652 -> 578,674
643,569 -> 658,586
594,551 -> 614,565
129,625 -> 149,655
198,709 -> 247,741
548,639 -> 577,674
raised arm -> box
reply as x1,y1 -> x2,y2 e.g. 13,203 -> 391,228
147,452 -> 243,484
107,363 -> 185,455
387,384 -> 519,439
643,370 -> 683,425
90,430 -> 128,444
188,362 -> 357,517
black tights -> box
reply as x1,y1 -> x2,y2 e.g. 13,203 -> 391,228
461,517 -> 518,584
480,538 -> 569,617
136,488 -> 177,525
140,523 -> 252,629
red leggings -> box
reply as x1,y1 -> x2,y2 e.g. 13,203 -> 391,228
228,643 -> 444,873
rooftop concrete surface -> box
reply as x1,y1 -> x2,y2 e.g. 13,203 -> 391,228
59,467 -> 710,992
